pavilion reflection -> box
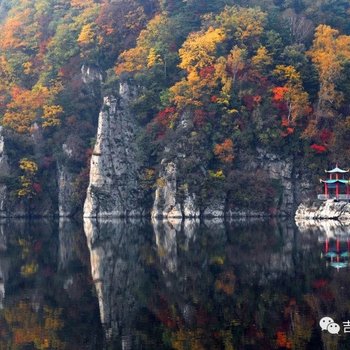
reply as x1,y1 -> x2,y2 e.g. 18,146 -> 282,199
296,219 -> 350,270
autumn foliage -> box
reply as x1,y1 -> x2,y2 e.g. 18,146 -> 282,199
214,139 -> 234,163
310,144 -> 327,153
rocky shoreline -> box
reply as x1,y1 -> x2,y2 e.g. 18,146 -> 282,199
295,199 -> 350,221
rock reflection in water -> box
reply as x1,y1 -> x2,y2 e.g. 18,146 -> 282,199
86,218 -> 345,349
0,220 -> 9,309
84,218 -> 150,349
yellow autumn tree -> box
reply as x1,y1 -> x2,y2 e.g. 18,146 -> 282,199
207,46 -> 246,112
42,105 -> 63,128
71,0 -> 94,8
178,27 -> 226,73
17,158 -> 38,198
214,6 -> 266,44
273,65 -> 310,123
115,14 -> 169,75
170,27 -> 226,107
307,24 -> 350,114
77,23 -> 97,45
252,46 -> 272,71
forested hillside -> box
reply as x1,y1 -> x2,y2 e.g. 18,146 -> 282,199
0,0 -> 349,216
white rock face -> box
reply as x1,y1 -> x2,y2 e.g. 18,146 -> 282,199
84,83 -> 143,218
227,209 -> 267,218
203,200 -> 225,217
183,193 -> 200,218
151,162 -> 200,219
152,162 -> 182,219
152,159 -> 227,219
81,64 -> 103,84
295,200 -> 350,220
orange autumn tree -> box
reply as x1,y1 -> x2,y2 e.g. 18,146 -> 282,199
2,82 -> 63,133
214,139 -> 234,163
0,8 -> 39,51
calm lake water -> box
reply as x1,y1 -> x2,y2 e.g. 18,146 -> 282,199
0,218 -> 349,349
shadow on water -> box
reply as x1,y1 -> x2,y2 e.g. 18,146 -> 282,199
1,218 -> 350,349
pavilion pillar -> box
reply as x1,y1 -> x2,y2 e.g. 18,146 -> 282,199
336,238 -> 340,252
336,182 -> 339,199
324,183 -> 328,198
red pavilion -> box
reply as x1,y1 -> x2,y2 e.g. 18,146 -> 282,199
318,165 -> 350,200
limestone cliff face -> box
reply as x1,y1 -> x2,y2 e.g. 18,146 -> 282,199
295,200 -> 350,221
152,162 -> 200,219
254,149 -> 312,216
151,148 -> 311,219
151,111 -> 226,219
84,82 -> 143,218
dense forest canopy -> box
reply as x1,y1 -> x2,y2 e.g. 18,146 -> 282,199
0,0 -> 349,210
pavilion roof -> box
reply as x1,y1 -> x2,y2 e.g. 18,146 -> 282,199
321,179 -> 349,184
325,166 -> 349,173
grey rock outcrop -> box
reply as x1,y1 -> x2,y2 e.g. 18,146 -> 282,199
152,162 -> 201,219
152,162 -> 182,219
58,164 -> 76,217
84,82 -> 143,218
202,199 -> 225,218
151,148 -> 309,218
255,148 -> 312,216
151,109 -> 312,218
81,64 -> 103,85
295,200 -> 350,220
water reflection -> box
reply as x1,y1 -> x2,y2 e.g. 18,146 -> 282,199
297,220 -> 350,272
0,219 -> 103,349
84,218 -> 350,350
1,218 -> 350,349
84,218 -> 151,349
